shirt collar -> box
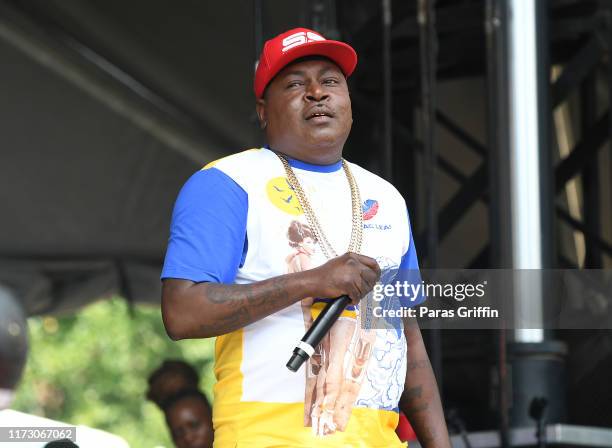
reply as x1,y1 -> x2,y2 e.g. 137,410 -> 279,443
265,146 -> 343,173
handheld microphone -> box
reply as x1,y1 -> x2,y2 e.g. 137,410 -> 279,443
286,295 -> 351,372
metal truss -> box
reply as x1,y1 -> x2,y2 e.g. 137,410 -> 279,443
340,0 -> 611,271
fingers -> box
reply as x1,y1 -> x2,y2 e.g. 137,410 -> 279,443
339,253 -> 381,305
360,263 -> 380,288
351,253 -> 381,277
345,278 -> 363,304
345,253 -> 381,286
319,253 -> 382,305
352,267 -> 380,305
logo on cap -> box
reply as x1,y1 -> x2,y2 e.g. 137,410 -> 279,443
282,31 -> 326,52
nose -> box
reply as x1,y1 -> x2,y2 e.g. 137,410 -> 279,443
305,82 -> 329,102
183,430 -> 198,446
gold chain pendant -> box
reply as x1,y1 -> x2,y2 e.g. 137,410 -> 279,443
277,153 -> 363,259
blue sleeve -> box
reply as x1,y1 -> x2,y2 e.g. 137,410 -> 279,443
161,167 -> 248,284
399,210 -> 426,306
399,228 -> 419,271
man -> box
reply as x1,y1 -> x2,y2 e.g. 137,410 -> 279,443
161,28 -> 450,447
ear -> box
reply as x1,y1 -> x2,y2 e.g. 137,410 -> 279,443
255,98 -> 267,129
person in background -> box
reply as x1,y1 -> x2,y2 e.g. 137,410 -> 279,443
0,285 -> 28,410
147,359 -> 200,409
162,390 -> 214,448
44,440 -> 79,448
147,360 -> 214,448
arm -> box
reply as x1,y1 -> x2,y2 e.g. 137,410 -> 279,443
398,207 -> 449,446
400,316 -> 451,448
162,270 -> 314,339
162,252 -> 381,340
161,170 -> 380,340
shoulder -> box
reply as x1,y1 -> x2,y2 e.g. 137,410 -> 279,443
174,160 -> 248,211
203,147 -> 275,173
346,160 -> 406,205
346,160 -> 412,243
201,148 -> 277,191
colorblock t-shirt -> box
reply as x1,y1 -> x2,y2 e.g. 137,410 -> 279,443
162,148 -> 422,447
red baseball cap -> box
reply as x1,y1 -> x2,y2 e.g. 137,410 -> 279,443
254,27 -> 358,98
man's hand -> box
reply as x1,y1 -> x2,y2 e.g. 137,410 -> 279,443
309,253 -> 381,305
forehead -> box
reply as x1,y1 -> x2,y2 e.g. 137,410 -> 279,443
167,397 -> 209,421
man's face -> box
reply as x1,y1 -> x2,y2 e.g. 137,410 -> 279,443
258,58 -> 352,153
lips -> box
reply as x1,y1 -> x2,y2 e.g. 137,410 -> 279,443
305,107 -> 334,120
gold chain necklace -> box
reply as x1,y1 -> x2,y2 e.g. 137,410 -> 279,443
277,153 -> 363,259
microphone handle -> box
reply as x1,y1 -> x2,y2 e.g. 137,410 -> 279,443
286,295 -> 351,372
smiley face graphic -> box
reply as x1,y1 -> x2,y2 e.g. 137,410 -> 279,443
266,177 -> 303,215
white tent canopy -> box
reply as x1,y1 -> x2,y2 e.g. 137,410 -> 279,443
0,0 -> 309,315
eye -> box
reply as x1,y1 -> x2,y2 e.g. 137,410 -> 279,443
323,78 -> 340,85
287,80 -> 303,89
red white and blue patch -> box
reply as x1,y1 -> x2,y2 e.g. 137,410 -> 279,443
362,199 -> 379,221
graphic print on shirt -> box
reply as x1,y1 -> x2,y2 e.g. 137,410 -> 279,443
285,219 -> 377,436
362,199 -> 379,221
267,176 -> 303,215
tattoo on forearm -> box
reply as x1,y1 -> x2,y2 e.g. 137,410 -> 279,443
202,305 -> 250,334
399,346 -> 451,447
402,386 -> 423,401
404,402 -> 429,416
400,385 -> 430,417
202,276 -> 293,334
407,359 -> 430,371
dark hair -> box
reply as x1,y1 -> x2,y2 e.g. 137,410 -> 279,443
287,221 -> 316,248
161,389 -> 211,413
147,360 -> 199,387
44,440 -> 79,448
